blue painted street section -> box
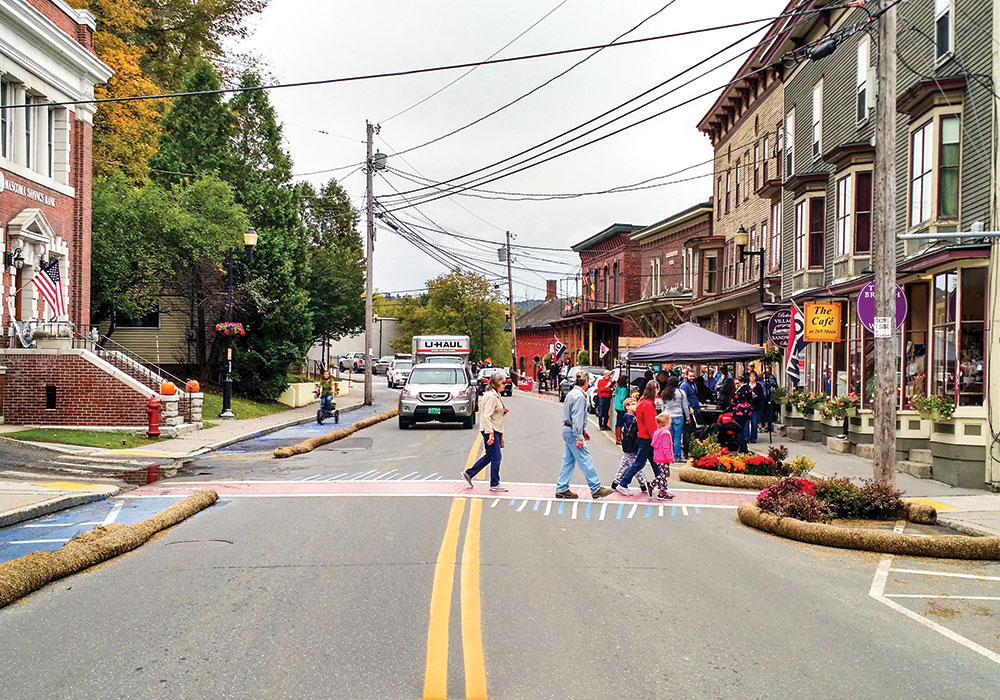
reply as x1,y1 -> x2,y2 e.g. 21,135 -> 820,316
0,496 -> 194,566
211,403 -> 388,455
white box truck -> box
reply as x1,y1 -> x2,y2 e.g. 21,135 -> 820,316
412,335 -> 471,365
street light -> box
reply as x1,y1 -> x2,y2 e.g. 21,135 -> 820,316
220,227 -> 257,419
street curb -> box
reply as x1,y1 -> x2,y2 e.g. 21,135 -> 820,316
0,490 -> 217,608
0,435 -> 97,457
738,501 -> 1000,560
937,517 -> 1000,538
0,487 -> 120,529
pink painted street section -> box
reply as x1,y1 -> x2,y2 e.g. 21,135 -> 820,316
123,479 -> 753,507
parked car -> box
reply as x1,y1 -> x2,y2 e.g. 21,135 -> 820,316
398,364 -> 477,429
558,365 -> 607,408
374,355 -> 393,375
475,367 -> 513,396
338,352 -> 367,372
386,358 -> 413,388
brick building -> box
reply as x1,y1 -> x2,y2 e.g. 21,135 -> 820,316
514,280 -> 562,379
554,223 -> 643,367
610,202 -> 712,347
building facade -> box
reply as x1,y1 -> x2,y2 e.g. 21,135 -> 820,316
768,0 -> 998,488
1,0 -> 111,329
515,280 -> 562,372
610,202 -> 712,346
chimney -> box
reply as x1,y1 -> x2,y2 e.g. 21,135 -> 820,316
545,280 -> 557,301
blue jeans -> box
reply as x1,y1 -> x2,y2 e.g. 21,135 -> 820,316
620,437 -> 661,488
670,416 -> 684,461
596,396 -> 611,429
467,431 -> 502,487
321,395 -> 334,413
558,426 -> 602,494
746,409 -> 763,443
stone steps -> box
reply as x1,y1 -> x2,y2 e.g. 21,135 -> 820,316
897,460 -> 932,479
908,448 -> 933,465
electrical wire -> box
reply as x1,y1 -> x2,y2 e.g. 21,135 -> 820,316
380,0 -> 573,123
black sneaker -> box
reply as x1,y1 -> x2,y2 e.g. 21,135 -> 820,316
611,480 -> 619,490
639,482 -> 648,494
657,491 -> 674,500
462,472 -> 474,488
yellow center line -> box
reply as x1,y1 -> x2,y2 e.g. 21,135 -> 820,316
461,498 -> 487,699
423,498 -> 466,700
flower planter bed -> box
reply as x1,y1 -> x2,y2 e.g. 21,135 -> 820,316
738,502 -> 999,560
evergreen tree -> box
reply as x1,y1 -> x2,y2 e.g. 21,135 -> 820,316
149,57 -> 234,181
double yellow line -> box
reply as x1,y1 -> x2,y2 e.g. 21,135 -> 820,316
423,439 -> 488,699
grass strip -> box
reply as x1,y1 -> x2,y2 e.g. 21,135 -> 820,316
200,392 -> 290,421
0,490 -> 218,608
3,429 -> 162,449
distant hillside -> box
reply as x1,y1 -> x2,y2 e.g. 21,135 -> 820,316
515,299 -> 542,314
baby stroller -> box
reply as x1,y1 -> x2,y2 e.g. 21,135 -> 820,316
693,413 -> 743,453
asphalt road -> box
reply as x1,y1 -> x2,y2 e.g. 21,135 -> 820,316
1,389 -> 998,698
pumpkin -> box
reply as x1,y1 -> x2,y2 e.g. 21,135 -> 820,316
185,379 -> 201,393
160,382 -> 177,395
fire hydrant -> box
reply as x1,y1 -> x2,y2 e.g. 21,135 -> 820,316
146,396 -> 162,438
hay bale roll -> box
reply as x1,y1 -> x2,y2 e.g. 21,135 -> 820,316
274,408 -> 399,458
678,466 -> 781,491
738,501 -> 999,561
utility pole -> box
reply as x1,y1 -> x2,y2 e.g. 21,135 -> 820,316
872,0 -> 897,483
506,230 -> 517,375
363,120 -> 375,406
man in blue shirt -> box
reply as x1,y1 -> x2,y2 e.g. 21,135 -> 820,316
679,367 -> 702,458
557,370 -> 613,500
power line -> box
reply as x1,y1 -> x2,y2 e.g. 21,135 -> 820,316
4,15 -> 818,110
380,0 -> 572,123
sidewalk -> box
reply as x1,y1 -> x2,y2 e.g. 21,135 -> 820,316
755,436 -> 1000,537
0,481 -> 119,528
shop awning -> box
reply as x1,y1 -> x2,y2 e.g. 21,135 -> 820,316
625,322 -> 764,363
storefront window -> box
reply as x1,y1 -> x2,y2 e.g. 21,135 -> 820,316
721,311 -> 737,340
931,271 -> 957,399
958,267 -> 985,405
903,282 -> 929,407
854,172 -> 872,253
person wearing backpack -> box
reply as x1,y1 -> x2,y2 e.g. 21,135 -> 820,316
610,398 -> 649,494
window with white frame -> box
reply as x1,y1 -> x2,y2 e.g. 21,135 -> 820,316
938,115 -> 960,218
856,35 -> 871,123
735,157 -> 741,206
744,152 -> 750,200
909,120 -> 933,225
811,80 -> 823,158
702,251 -> 718,294
46,108 -> 55,177
794,201 -> 807,270
683,248 -> 693,290
762,134 -> 769,181
935,0 -> 953,60
835,174 -> 853,257
854,170 -> 873,253
24,95 -> 34,169
0,79 -> 10,159
754,142 -> 760,191
770,202 -> 781,269
716,177 -> 722,219
648,261 -> 655,298
760,221 -> 768,274
725,169 -> 731,213
785,109 -> 795,176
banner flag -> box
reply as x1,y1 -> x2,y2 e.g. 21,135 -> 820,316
599,342 -> 610,359
553,339 -> 566,360
785,301 -> 808,386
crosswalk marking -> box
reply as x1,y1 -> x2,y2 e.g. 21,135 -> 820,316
544,500 -> 552,516
516,499 -> 528,512
599,503 -> 607,521
571,501 -> 578,520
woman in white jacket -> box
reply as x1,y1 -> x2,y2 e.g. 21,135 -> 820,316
462,372 -> 509,492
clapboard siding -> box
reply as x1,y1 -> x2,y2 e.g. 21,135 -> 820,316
99,295 -> 196,366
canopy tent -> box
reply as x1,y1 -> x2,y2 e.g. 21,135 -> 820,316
625,322 -> 764,364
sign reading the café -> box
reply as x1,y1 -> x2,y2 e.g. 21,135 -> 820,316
766,308 -> 791,347
803,301 -> 842,342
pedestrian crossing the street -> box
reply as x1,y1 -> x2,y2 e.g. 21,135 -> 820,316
488,497 -> 704,522
287,471 -> 446,482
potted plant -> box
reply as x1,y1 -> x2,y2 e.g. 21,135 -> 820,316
771,386 -> 789,405
824,392 -> 860,419
910,393 -> 955,421
215,321 -> 246,337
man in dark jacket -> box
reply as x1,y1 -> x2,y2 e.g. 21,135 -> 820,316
715,365 -> 734,410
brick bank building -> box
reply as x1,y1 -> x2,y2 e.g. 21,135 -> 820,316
0,1 -> 199,431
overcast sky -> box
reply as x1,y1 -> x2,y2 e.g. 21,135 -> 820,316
231,0 -> 772,300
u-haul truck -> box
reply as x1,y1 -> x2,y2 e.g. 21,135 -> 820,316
411,335 -> 471,365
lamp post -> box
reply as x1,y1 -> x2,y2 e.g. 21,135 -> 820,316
220,228 -> 257,419
734,225 -> 766,343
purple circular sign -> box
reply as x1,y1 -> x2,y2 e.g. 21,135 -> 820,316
767,308 -> 792,347
856,281 -> 907,333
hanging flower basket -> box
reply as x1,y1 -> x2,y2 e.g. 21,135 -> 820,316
215,322 -> 246,337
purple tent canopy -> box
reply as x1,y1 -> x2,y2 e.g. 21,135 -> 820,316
626,322 -> 764,363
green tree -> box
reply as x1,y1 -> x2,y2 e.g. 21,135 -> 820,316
226,73 -> 313,399
149,57 -> 235,181
391,270 -> 507,363
138,0 -> 269,90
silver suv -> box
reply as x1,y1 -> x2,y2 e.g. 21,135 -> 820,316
398,363 -> 476,430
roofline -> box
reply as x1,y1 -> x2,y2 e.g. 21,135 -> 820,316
630,202 -> 713,242
570,223 -> 644,252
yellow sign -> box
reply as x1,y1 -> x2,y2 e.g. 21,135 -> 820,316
803,302 -> 842,342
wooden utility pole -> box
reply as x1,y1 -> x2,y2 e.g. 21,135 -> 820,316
506,230 -> 517,374
872,0 -> 898,483
363,120 -> 375,406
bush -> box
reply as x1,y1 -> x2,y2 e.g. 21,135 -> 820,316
690,436 -> 726,460
859,479 -> 905,519
785,455 -> 815,477
576,349 -> 591,365
718,455 -> 746,473
815,477 -> 866,518
768,444 -> 789,469
695,455 -> 720,470
757,478 -> 830,522
542,352 -> 553,369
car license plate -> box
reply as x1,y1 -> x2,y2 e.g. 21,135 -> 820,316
428,407 -> 441,415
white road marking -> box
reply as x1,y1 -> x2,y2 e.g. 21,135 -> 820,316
682,505 -> 689,516
659,505 -> 664,517
425,472 -> 439,480
347,470 -> 378,481
8,539 -> 69,544
890,568 -> 1000,583
599,503 -> 608,521
167,479 -> 755,493
400,472 -> 419,480
627,504 -> 637,519
23,521 -> 103,528
544,500 -> 552,516
119,492 -> 743,506
491,498 -> 501,508
102,501 -> 124,526
885,595 -> 1000,601
869,520 -> 1000,667
571,501 -> 578,520
516,499 -> 528,512
375,470 -> 398,480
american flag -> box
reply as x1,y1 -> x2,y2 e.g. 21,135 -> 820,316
32,259 -> 66,319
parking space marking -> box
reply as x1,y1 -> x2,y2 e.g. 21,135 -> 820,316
102,501 -> 124,526
885,595 -> 1000,601
890,568 -> 1000,582
869,521 -> 1000,666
